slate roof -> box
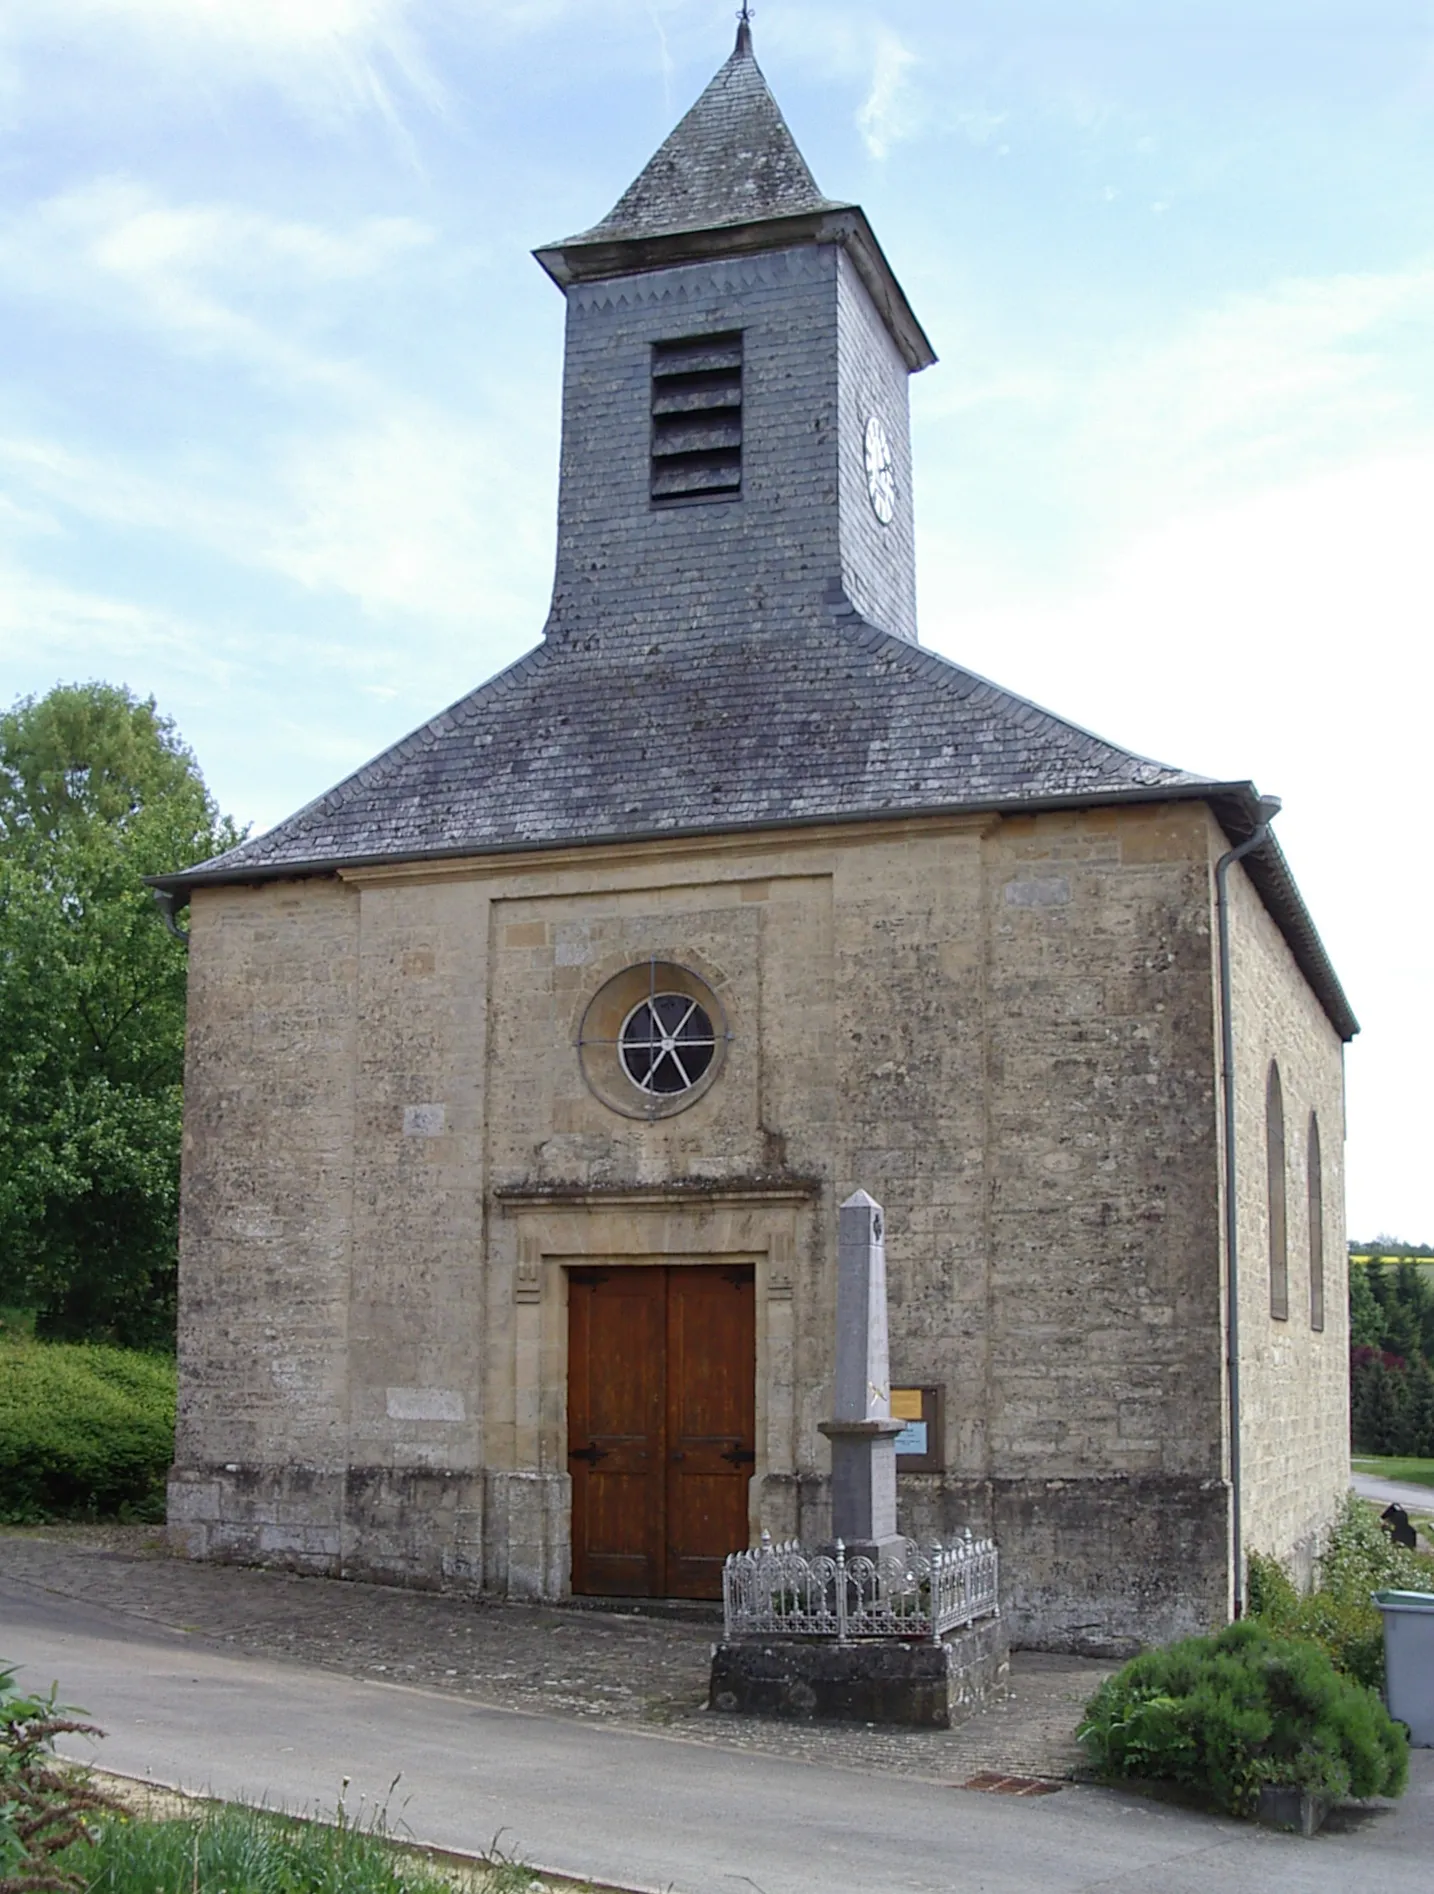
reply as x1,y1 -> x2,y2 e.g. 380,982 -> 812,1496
159,616 -> 1356,1039
168,619 -> 1204,889
565,23 -> 846,247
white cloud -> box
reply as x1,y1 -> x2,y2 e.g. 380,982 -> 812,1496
0,490 -> 57,536
0,169 -> 551,649
0,181 -> 431,388
921,257 -> 1434,583
1094,266 -> 1434,502
947,105 -> 1009,147
0,431 -> 255,550
0,550 -> 240,686
0,395 -> 551,642
920,450 -> 1434,1238
76,0 -> 412,44
0,0 -> 443,125
268,405 -> 552,630
857,31 -> 919,159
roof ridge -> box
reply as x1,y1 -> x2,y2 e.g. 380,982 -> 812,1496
836,614 -> 1207,787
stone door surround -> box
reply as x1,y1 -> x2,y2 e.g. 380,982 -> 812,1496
493,1181 -> 817,1518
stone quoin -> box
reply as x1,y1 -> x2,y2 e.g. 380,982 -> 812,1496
156,21 -> 1354,1652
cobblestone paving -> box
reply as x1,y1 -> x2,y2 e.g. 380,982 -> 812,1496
0,1527 -> 1112,1784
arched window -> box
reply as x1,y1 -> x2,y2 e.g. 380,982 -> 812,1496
1266,1062 -> 1288,1320
1308,1113 -> 1325,1332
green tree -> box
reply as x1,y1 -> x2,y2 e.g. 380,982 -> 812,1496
1349,1264 -> 1382,1348
1352,1357 -> 1408,1456
0,683 -> 239,1346
1382,1262 -> 1426,1364
1401,1357 -> 1434,1459
1365,1259 -> 1391,1319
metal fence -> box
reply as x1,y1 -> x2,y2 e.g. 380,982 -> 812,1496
722,1529 -> 999,1643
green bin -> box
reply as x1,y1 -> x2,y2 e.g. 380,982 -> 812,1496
1372,1590 -> 1434,1746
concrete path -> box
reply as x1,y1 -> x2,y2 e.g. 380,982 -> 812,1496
1352,1472 -> 1434,1513
3,1575 -> 1431,1894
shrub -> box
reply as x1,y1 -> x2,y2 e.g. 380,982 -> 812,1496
1077,1620 -> 1408,1815
0,1338 -> 175,1524
1319,1492 -> 1434,1600
1247,1496 -> 1434,1691
0,1662 -> 116,1894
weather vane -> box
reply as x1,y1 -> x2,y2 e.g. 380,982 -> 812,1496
738,3 -> 753,23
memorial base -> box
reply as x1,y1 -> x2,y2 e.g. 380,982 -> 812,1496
708,1616 -> 1009,1729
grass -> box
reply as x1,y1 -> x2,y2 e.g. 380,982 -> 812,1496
1351,1455 -> 1434,1492
80,1803 -> 459,1894
70,1798 -> 601,1894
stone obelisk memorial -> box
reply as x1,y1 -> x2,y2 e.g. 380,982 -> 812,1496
818,1190 -> 905,1559
709,1187 -> 1009,1725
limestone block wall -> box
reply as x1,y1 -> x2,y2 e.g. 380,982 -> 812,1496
170,876 -> 490,1586
170,877 -> 358,1569
927,801 -> 1230,1649
346,876 -> 487,1481
1222,830 -> 1349,1586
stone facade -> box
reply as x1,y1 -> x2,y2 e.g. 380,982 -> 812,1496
170,798 -> 1348,1649
164,27 -> 1354,1653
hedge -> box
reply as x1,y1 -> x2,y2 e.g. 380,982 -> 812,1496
0,1337 -> 175,1523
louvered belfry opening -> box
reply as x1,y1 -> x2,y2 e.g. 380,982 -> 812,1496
650,331 -> 743,502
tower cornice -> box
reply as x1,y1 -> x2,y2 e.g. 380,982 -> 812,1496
534,204 -> 936,374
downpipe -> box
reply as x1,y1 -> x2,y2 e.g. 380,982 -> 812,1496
150,887 -> 190,946
1215,795 -> 1281,1618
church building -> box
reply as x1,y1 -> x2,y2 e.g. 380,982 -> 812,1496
159,24 -> 1355,1652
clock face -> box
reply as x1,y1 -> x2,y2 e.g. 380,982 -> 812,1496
864,413 -> 896,525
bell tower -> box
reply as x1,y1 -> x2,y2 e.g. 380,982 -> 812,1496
534,22 -> 935,651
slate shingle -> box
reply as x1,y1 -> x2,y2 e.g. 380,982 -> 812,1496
562,25 -> 845,248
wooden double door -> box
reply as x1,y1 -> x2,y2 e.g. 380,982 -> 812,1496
568,1263 -> 756,1599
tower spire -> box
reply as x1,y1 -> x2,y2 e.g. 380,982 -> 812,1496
534,8 -> 935,373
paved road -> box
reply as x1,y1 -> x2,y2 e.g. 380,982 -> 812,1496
3,1575 -> 1430,1894
1352,1472 -> 1434,1513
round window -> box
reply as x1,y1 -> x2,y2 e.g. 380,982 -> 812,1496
578,960 -> 728,1119
619,993 -> 717,1096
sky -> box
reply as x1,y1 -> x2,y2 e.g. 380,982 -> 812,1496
0,0 -> 1430,1238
